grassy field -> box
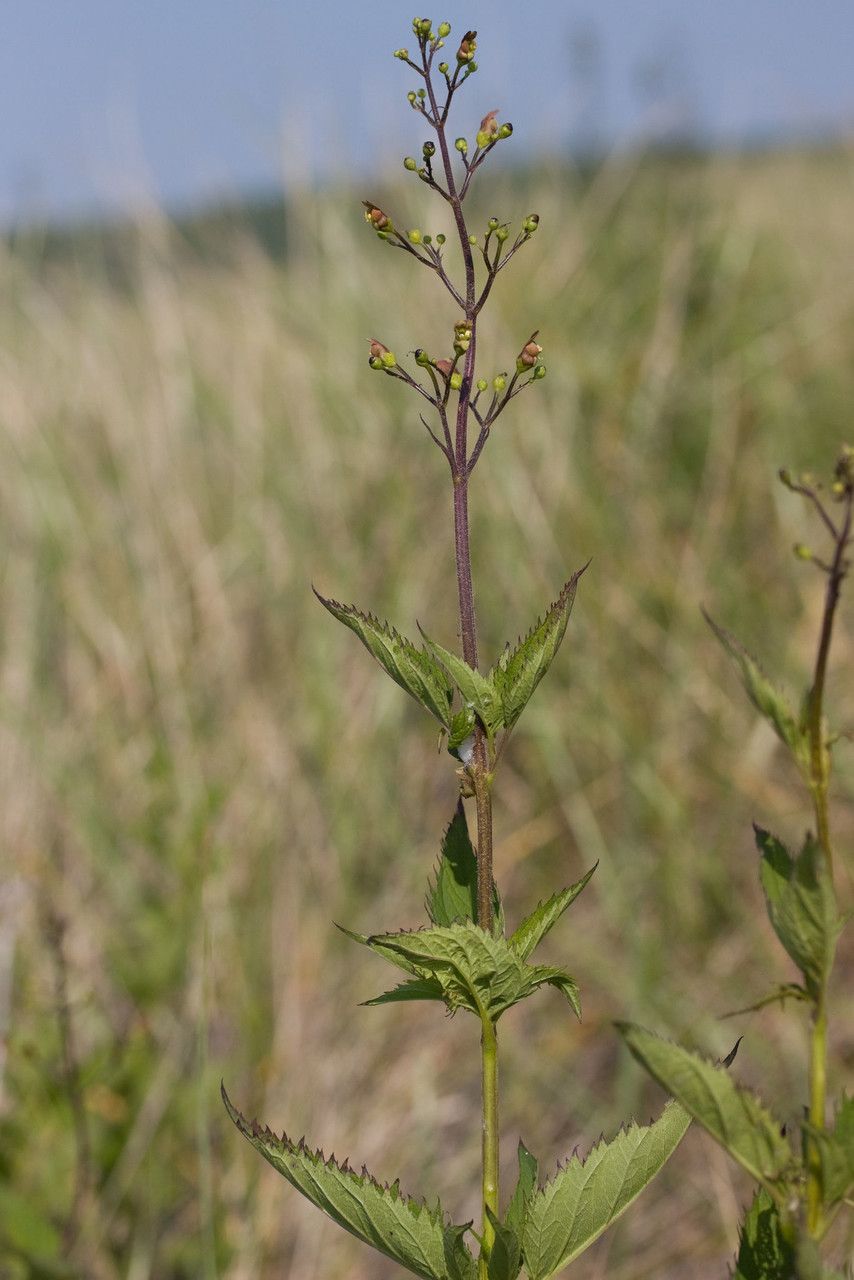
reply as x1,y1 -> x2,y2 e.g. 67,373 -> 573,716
1,146 -> 853,1279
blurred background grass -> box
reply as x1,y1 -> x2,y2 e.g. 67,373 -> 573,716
1,146 -> 853,1278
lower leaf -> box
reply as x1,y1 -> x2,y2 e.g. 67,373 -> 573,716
522,1098 -> 691,1279
223,1085 -> 450,1279
733,1188 -> 797,1280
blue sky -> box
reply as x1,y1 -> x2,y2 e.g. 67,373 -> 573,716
3,1 -> 854,225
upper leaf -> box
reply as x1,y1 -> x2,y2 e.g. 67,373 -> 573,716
732,1188 -> 797,1280
703,611 -> 809,768
504,1140 -> 538,1242
508,866 -> 597,961
363,922 -> 581,1022
426,804 -> 501,931
493,567 -> 587,732
756,827 -> 840,999
443,1224 -> 478,1280
617,1024 -> 795,1192
314,591 -> 453,727
222,1086 -> 449,1279
522,1099 -> 691,1279
420,628 -> 504,739
808,1094 -> 854,1209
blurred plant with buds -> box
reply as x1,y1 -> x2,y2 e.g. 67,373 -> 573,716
219,17 -> 854,1280
619,447 -> 854,1278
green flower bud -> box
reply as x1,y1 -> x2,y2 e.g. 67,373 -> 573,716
408,228 -> 422,245
456,29 -> 477,62
523,213 -> 540,234
794,543 -> 812,560
436,233 -> 446,245
488,217 -> 499,231
455,137 -> 468,154
438,60 -> 449,74
376,230 -> 391,240
493,374 -> 506,391
415,349 -> 431,366
450,372 -> 463,391
831,480 -> 846,500
438,21 -> 451,37
468,234 -> 478,246
423,140 -> 436,157
533,364 -> 546,380
496,225 -> 509,242
404,156 -> 418,171
466,60 -> 478,73
407,91 -> 417,105
497,123 -> 513,139
393,49 -> 409,60
382,351 -> 397,369
417,87 -> 426,99
369,356 -> 383,370
418,18 -> 432,36
476,378 -> 488,392
476,130 -> 492,149
422,234 -> 432,244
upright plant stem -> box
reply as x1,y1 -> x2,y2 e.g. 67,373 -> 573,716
424,54 -> 499,1268
804,492 -> 851,1235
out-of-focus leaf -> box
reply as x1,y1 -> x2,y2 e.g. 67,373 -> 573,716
756,827 -> 840,999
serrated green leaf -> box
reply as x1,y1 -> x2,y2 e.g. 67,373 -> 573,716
314,591 -> 453,727
704,612 -> 809,767
419,628 -> 504,738
223,1086 -> 450,1279
509,866 -> 597,961
443,1224 -> 478,1280
337,923 -> 423,980
732,1188 -> 797,1280
617,1024 -> 795,1191
485,1207 -> 522,1280
522,1099 -> 691,1279
366,922 -> 581,1022
362,976 -> 447,1007
505,1140 -> 538,1242
494,567 -> 587,731
756,827 -> 840,998
448,705 -> 477,755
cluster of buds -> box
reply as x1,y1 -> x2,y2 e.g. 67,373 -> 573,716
368,339 -> 397,371
412,16 -> 433,37
475,110 -> 513,150
517,332 -> 544,376
363,202 -> 392,236
457,29 -> 477,63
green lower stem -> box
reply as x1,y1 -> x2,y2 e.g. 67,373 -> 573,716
480,1015 -> 499,1278
806,779 -> 831,1238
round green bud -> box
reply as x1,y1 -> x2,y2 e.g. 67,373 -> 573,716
497,123 -> 513,139
418,18 -> 432,36
455,137 -> 468,153
523,213 -> 540,233
533,364 -> 546,380
438,61 -> 449,74
408,228 -> 422,245
488,217 -> 499,231
412,17 -> 422,34
423,140 -> 436,157
450,372 -> 463,391
496,225 -> 510,242
438,21 -> 451,37
468,234 -> 478,246
793,543 -> 812,560
404,156 -> 418,171
417,87 -> 426,98
422,234 -> 432,244
414,349 -> 431,366
394,48 -> 409,60
466,60 -> 478,72
418,167 -> 429,180
369,356 -> 383,370
831,480 -> 846,499
376,230 -> 391,240
493,375 -> 507,391
436,233 -> 446,245
407,91 -> 417,104
476,378 -> 488,392
381,351 -> 397,369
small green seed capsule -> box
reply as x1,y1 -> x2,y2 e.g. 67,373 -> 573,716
476,378 -> 488,392
418,18 -> 432,36
408,229 -> 422,245
423,140 -> 436,157
497,123 -> 513,139
438,21 -> 451,37
455,137 -> 468,154
393,49 -> 409,60
417,87 -> 426,98
404,156 -> 418,171
496,225 -> 510,242
468,234 -> 478,246
436,233 -> 446,244
533,364 -> 546,380
794,543 -> 812,560
370,356 -> 383,370
438,60 -> 449,74
466,60 -> 478,72
488,217 -> 499,231
493,375 -> 506,391
831,480 -> 846,499
381,351 -> 397,369
450,372 -> 463,391
476,130 -> 491,149
523,213 -> 540,233
415,349 -> 431,366
423,234 -> 432,244
408,91 -> 417,105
